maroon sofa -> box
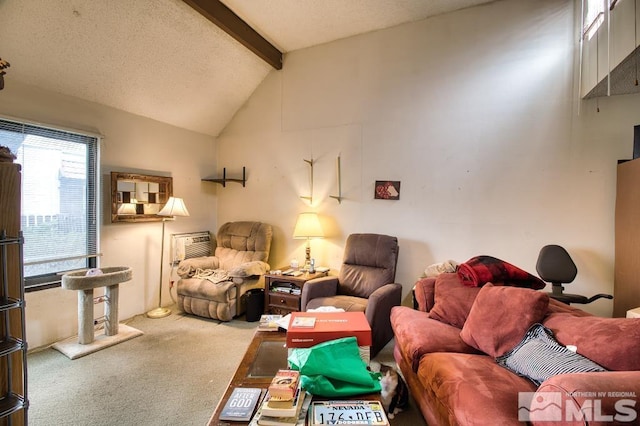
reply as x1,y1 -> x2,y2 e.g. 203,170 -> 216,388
391,273 -> 640,426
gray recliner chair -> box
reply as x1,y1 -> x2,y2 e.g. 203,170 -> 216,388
176,221 -> 272,321
300,233 -> 401,357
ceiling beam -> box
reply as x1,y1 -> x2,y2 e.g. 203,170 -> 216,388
182,0 -> 283,70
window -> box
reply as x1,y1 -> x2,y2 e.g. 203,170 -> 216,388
583,0 -> 605,41
0,118 -> 99,291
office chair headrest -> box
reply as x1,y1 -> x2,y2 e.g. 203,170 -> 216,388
536,244 -> 578,284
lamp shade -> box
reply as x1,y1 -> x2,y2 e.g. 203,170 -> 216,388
117,203 -> 137,215
158,197 -> 190,217
293,212 -> 324,239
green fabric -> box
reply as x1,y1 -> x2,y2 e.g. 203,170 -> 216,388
287,337 -> 381,397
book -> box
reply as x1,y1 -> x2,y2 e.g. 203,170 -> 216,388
268,369 -> 300,400
290,316 -> 316,328
276,314 -> 292,330
310,400 -> 389,426
262,388 -> 305,418
259,314 -> 283,331
219,387 -> 264,421
286,312 -> 372,349
256,391 -> 312,426
267,388 -> 298,409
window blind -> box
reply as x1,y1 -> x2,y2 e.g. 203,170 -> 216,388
0,118 -> 99,290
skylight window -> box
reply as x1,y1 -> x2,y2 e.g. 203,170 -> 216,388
583,0 -> 605,41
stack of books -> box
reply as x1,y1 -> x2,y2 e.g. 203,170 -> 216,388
268,369 -> 300,400
258,314 -> 283,332
250,369 -> 312,426
270,284 -> 301,295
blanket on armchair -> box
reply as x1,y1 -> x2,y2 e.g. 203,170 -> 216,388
457,255 -> 546,289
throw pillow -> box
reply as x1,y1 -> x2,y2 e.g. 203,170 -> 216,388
543,313 -> 640,371
496,323 -> 607,386
428,274 -> 481,329
460,283 -> 549,357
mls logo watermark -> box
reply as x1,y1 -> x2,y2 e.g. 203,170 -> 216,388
519,391 -> 638,422
519,392 -> 563,421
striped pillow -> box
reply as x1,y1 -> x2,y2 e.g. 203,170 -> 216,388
496,323 -> 606,386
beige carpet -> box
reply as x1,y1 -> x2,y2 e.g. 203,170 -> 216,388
27,306 -> 426,426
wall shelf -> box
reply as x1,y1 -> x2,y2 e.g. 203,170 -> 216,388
300,159 -> 314,204
202,167 -> 246,187
329,155 -> 342,204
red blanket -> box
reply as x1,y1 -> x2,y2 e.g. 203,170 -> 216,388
457,255 -> 546,290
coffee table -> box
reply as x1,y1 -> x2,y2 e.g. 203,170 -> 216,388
207,329 -> 383,425
207,330 -> 288,425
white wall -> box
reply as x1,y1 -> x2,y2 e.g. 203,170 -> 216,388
4,0 -> 640,348
0,81 -> 218,349
217,0 -> 637,317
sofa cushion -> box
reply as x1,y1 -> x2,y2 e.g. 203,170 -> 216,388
306,295 -> 367,313
545,297 -> 593,317
543,313 -> 640,371
535,371 -> 640,424
460,284 -> 549,357
428,273 -> 481,329
413,277 -> 436,312
496,323 -> 606,386
177,256 -> 220,278
391,306 -> 479,372
417,352 -> 537,425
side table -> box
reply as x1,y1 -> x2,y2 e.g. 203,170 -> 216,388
264,268 -> 328,315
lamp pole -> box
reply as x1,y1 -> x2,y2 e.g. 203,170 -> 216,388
147,218 -> 171,318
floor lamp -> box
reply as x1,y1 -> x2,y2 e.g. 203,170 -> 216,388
147,196 -> 190,319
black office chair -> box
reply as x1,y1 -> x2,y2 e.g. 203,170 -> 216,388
536,244 -> 613,305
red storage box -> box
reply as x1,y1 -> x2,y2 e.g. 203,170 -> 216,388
286,311 -> 372,348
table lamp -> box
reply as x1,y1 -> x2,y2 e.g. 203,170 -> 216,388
293,212 -> 324,270
147,196 -> 190,319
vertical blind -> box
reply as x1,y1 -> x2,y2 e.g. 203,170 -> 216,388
0,118 -> 99,290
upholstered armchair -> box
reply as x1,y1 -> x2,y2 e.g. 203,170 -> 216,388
176,221 -> 272,321
300,233 -> 401,357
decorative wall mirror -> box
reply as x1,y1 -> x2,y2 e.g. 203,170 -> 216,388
111,172 -> 173,222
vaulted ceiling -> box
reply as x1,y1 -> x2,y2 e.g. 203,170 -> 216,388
0,0 -> 495,136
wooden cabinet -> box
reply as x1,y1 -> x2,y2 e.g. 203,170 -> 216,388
0,163 -> 28,424
264,269 -> 328,316
614,158 -> 640,317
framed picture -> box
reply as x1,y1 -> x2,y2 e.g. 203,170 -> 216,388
375,180 -> 400,200
111,172 -> 173,223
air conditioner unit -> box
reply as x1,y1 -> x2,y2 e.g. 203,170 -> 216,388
170,231 -> 213,265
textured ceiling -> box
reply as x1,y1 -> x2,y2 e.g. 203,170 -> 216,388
0,0 -> 495,137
